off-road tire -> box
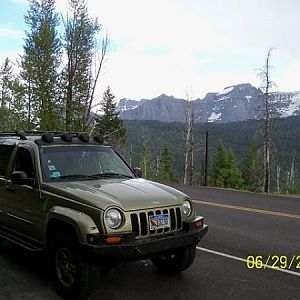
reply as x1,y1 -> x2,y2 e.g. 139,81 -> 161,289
151,245 -> 196,274
50,233 -> 99,299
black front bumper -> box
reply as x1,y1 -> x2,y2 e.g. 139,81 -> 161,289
81,223 -> 208,260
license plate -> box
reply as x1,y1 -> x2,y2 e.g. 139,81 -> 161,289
149,214 -> 170,230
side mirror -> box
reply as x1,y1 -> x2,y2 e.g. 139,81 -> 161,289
11,171 -> 35,186
133,167 -> 142,178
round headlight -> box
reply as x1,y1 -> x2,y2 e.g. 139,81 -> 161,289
105,208 -> 123,229
182,200 -> 192,217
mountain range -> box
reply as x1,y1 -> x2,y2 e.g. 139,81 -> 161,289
116,83 -> 300,123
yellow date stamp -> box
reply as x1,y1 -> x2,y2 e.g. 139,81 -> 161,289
246,255 -> 300,270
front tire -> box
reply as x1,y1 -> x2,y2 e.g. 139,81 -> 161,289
50,233 -> 99,299
151,245 -> 196,274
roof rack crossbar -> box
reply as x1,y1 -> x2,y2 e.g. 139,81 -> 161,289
0,131 -> 84,139
0,131 -> 27,140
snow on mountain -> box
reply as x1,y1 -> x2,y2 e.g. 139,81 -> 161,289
274,91 -> 300,118
208,112 -> 222,122
116,84 -> 300,123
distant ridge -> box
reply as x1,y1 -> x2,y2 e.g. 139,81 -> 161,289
116,83 -> 300,123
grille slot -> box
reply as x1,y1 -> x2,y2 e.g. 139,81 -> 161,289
176,207 -> 182,228
130,206 -> 182,238
140,212 -> 147,236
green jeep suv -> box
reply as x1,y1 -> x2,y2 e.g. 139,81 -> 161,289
0,131 -> 208,299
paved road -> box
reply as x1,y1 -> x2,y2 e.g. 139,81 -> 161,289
0,185 -> 299,299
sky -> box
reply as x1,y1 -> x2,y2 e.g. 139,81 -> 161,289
0,0 -> 300,101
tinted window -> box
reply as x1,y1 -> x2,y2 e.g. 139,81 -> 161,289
0,145 -> 14,176
13,148 -> 35,178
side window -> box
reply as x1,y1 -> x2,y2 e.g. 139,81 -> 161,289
0,145 -> 14,177
13,148 -> 35,178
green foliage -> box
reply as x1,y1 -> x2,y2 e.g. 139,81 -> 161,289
123,118 -> 300,192
242,140 -> 263,192
212,141 -> 226,186
0,58 -> 27,131
212,143 -> 244,189
21,0 -> 62,130
157,145 -> 178,183
220,148 -> 244,189
95,87 -> 126,149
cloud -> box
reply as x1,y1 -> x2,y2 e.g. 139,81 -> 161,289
274,59 -> 300,93
0,50 -> 22,71
2,0 -> 300,100
9,0 -> 27,4
0,27 -> 23,38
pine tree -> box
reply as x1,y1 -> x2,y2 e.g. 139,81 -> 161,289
212,141 -> 226,186
158,145 -> 177,183
0,58 -> 27,131
21,0 -> 62,130
63,0 -> 100,131
95,86 -> 126,149
220,147 -> 244,189
243,140 -> 263,192
212,142 -> 243,189
0,58 -> 11,129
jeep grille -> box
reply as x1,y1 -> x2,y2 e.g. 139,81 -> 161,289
130,206 -> 182,238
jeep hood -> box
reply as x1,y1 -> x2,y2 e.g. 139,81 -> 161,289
44,178 -> 187,211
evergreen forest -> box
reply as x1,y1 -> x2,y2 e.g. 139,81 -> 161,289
122,116 -> 300,194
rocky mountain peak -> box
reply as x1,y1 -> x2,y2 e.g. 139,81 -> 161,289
116,83 -> 300,123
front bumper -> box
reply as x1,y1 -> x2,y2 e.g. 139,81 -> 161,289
81,219 -> 208,259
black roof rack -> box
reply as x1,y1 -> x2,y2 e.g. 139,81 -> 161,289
0,131 -> 83,139
0,131 -> 107,145
0,131 -> 28,140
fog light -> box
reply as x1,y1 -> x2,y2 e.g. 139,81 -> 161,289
87,234 -> 98,244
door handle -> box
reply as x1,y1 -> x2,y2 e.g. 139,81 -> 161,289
6,186 -> 16,192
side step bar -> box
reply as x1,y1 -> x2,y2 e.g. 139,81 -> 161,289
0,228 -> 44,252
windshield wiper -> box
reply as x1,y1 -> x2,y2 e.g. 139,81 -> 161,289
57,174 -> 97,180
91,172 -> 133,179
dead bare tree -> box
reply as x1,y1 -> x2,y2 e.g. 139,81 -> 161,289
154,148 -> 162,180
276,163 -> 281,193
183,91 -> 195,185
85,34 -> 109,129
286,157 -> 295,192
258,48 -> 276,193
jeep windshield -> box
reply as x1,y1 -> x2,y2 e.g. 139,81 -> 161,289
39,145 -> 135,182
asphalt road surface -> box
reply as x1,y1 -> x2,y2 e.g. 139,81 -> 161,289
0,185 -> 299,299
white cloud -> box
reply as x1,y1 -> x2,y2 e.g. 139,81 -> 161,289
274,59 -> 300,93
77,0 -> 300,99
0,27 -> 23,38
9,0 -> 27,4
3,0 -> 300,100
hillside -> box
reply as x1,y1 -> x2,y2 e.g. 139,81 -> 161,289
123,116 -> 300,189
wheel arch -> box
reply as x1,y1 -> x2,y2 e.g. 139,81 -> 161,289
45,206 -> 100,247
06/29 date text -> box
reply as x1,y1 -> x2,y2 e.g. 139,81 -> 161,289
246,255 -> 300,270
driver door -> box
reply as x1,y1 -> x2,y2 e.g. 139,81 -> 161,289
3,146 -> 43,242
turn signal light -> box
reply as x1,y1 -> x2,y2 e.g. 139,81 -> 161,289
105,236 -> 123,244
194,219 -> 204,229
